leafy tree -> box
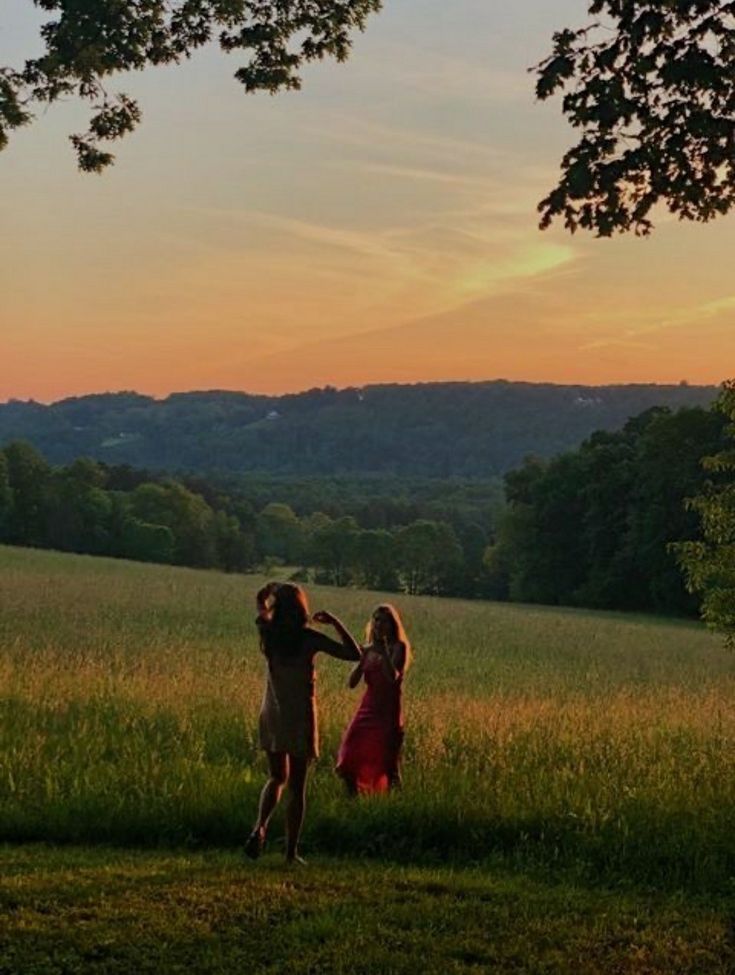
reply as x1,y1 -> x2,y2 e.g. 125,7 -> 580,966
44,465 -> 113,555
229,497 -> 257,535
492,404 -> 727,615
65,457 -> 107,488
213,510 -> 256,572
7,0 -> 735,245
302,510 -> 332,537
129,480 -> 217,566
572,429 -> 638,609
256,502 -> 304,563
627,407 -> 727,614
1,0 -> 381,170
120,517 -> 175,564
2,441 -> 51,546
310,515 -> 360,586
675,380 -> 735,647
536,2 -> 735,235
395,519 -> 463,596
0,452 -> 12,537
355,528 -> 400,591
499,452 -> 589,605
484,457 -> 543,602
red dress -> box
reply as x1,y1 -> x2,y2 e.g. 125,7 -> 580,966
336,650 -> 404,794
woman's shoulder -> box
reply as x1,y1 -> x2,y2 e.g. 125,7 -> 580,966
268,633 -> 314,669
300,627 -> 327,650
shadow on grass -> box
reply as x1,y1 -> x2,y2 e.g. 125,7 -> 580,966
1,793 -> 733,898
0,845 -> 733,975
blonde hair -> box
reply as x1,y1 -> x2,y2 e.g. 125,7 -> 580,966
366,603 -> 413,671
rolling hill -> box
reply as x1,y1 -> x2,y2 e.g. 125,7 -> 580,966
0,380 -> 717,477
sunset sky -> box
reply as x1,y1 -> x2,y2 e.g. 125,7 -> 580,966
2,0 -> 734,402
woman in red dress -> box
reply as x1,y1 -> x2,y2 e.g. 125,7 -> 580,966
336,604 -> 411,795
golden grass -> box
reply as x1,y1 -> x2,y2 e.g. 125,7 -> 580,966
1,545 -> 733,888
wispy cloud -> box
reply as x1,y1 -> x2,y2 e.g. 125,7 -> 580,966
243,210 -> 408,265
299,112 -> 507,166
578,337 -> 658,353
619,293 -> 735,341
344,36 -> 534,103
340,161 -> 497,189
455,242 -> 577,295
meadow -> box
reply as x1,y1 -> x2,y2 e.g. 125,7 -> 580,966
0,545 -> 734,972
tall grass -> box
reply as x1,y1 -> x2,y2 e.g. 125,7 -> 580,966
1,545 -> 733,890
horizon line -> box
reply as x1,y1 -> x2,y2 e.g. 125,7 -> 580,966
0,376 -> 723,408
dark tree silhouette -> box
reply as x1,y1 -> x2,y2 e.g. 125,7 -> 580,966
6,2 -> 735,239
1,0 -> 381,171
488,405 -> 728,613
675,380 -> 735,647
536,1 -> 735,235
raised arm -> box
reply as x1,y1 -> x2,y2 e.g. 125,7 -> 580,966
310,610 -> 361,661
255,582 -> 278,620
377,640 -> 406,683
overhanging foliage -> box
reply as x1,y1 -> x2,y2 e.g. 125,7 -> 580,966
1,0 -> 381,170
536,2 -> 735,235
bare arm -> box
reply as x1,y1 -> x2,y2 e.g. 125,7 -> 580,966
348,658 -> 365,688
255,581 -> 278,620
310,611 -> 361,661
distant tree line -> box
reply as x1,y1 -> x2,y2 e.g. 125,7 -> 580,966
2,395 -> 732,619
485,405 -> 729,617
0,382 -> 716,478
0,442 -> 493,597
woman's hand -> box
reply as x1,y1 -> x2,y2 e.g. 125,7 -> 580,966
376,637 -> 391,657
256,582 -> 278,616
256,581 -> 279,602
375,640 -> 400,681
313,611 -> 361,661
312,609 -> 336,626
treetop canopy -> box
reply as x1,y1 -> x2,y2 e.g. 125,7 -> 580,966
4,1 -> 735,237
0,0 -> 382,171
535,1 -> 735,235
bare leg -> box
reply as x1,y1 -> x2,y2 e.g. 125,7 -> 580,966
247,751 -> 288,857
285,754 -> 310,862
257,751 -> 289,831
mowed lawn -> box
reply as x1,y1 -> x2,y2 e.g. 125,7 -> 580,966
0,545 -> 734,973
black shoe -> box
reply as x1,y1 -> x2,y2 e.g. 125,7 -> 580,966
245,828 -> 265,860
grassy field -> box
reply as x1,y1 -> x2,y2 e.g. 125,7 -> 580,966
1,545 -> 734,972
1,846 -> 733,975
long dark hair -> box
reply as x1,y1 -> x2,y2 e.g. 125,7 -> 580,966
259,583 -> 310,661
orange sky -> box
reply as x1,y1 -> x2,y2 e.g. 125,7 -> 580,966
1,0 -> 734,401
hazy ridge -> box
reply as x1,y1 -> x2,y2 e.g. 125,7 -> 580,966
0,380 -> 717,477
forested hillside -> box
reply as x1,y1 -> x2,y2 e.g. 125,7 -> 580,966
0,382 -> 716,477
485,405 -> 729,615
1,395 -> 729,615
